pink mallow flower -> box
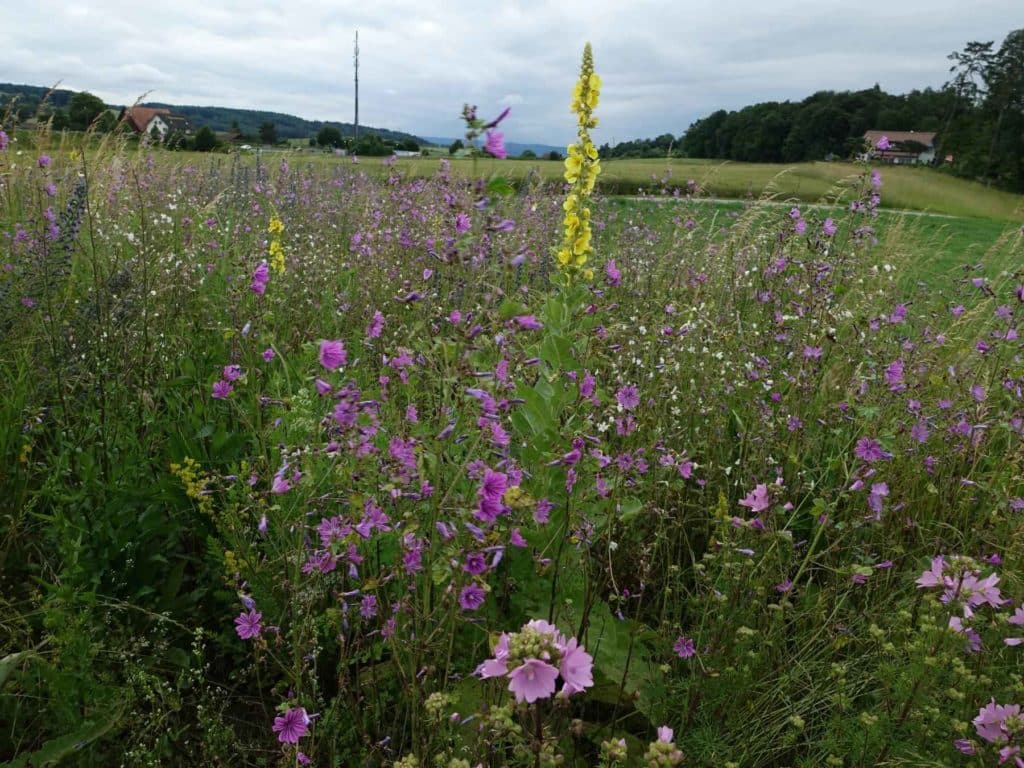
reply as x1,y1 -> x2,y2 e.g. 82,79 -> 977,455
319,339 -> 347,370
508,658 -> 559,703
484,129 -> 507,159
558,637 -> 594,695
738,484 -> 770,513
272,707 -> 310,744
234,610 -> 262,639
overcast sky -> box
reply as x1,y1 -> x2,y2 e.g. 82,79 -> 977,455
1,0 -> 1020,145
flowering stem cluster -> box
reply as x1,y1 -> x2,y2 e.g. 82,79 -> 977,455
268,214 -> 285,274
557,43 -> 602,276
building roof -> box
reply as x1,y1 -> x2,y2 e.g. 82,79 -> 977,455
121,106 -> 171,133
155,114 -> 191,133
864,130 -> 937,148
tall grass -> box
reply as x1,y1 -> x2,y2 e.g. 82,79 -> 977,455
2,93 -> 1024,767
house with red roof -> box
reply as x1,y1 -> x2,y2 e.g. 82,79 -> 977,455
863,130 -> 938,165
119,106 -> 192,141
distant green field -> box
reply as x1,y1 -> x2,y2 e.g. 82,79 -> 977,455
240,151 -> 1022,222
599,196 -> 1022,280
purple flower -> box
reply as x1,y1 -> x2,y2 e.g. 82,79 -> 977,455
0,130 -> 8,151
513,314 -> 543,330
455,212 -> 471,234
38,154 -> 51,168
212,380 -> 233,399
534,498 -> 553,524
673,636 -> 696,659
823,218 -> 837,236
271,469 -> 292,494
251,260 -> 269,294
558,637 -> 594,695
854,437 -> 888,463
616,384 -> 640,410
222,364 -> 242,382
234,610 -> 262,639
366,310 -> 384,339
484,129 -> 507,159
876,135 -> 891,151
739,484 -> 770,513
459,583 -> 486,611
463,552 -> 488,575
484,107 -> 511,129
974,700 -> 1021,744
262,347 -> 275,362
272,707 -> 310,744
606,259 -> 621,286
359,594 -> 378,619
319,339 -> 347,370
508,658 -> 558,703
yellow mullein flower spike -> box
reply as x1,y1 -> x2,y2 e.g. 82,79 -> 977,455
555,42 -> 601,279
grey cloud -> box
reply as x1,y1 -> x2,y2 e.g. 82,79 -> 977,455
0,0 -> 1019,144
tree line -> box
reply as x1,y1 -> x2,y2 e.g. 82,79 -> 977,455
600,29 -> 1024,192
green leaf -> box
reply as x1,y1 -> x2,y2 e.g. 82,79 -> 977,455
0,651 -> 36,690
1,712 -> 120,767
485,175 -> 514,197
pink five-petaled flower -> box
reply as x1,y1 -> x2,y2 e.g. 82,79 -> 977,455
458,583 -> 486,611
271,469 -> 292,494
272,707 -> 310,744
973,699 -> 1022,744
616,384 -> 640,410
211,380 -> 233,399
319,339 -> 347,370
476,467 -> 507,522
234,610 -> 262,639
558,637 -> 594,695
673,636 -> 696,659
854,437 -> 888,463
738,484 -> 770,513
251,260 -> 269,294
484,129 -> 507,159
508,658 -> 559,703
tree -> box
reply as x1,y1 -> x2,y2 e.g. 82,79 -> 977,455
317,125 -> 344,148
259,121 -> 277,145
449,139 -> 464,155
68,91 -> 106,130
96,111 -> 117,133
519,149 -> 537,159
193,126 -> 218,152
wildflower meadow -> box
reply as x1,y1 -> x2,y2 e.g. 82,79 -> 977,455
3,45 -> 1024,768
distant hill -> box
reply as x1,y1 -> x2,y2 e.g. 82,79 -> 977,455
143,102 -> 423,144
422,136 -> 565,158
0,82 -> 423,144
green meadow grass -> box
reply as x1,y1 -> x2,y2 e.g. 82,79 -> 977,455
275,153 -> 1024,222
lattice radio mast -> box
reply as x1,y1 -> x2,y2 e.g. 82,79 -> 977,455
353,30 -> 360,141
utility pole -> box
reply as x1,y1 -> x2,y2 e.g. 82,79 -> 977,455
354,30 -> 359,141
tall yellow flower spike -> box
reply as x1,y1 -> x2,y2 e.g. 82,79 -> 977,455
559,43 -> 601,277
268,216 -> 286,274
